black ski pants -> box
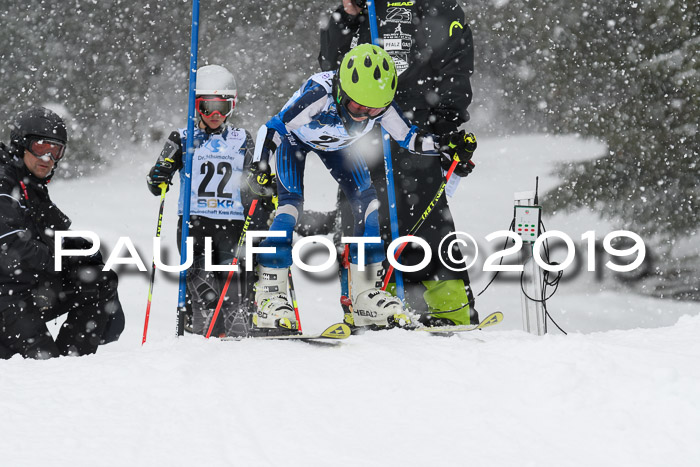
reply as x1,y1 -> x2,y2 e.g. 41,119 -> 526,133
177,215 -> 254,335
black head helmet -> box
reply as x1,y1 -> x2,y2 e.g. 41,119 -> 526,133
10,107 -> 67,150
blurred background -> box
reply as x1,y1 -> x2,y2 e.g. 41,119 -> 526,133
0,0 -> 697,300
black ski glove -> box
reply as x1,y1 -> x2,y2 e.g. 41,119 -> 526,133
61,236 -> 105,269
244,161 -> 278,212
441,155 -> 475,177
245,161 -> 273,196
147,157 -> 175,195
439,131 -> 477,177
259,176 -> 278,212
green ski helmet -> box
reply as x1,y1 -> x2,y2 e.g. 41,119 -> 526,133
336,43 -> 397,112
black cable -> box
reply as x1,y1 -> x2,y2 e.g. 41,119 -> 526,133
520,222 -> 563,302
476,213 -> 567,335
519,270 -> 562,303
539,220 -> 566,334
476,219 -> 515,297
544,304 -> 567,334
517,219 -> 567,335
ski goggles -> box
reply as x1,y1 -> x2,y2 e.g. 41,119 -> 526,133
195,96 -> 235,118
337,89 -> 389,120
26,138 -> 66,162
345,99 -> 388,119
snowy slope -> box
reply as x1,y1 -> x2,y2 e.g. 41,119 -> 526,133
1,135 -> 699,466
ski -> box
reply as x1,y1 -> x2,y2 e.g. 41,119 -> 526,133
222,323 -> 352,343
415,311 -> 504,335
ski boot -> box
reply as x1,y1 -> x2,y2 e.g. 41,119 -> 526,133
349,262 -> 414,330
253,265 -> 299,334
183,309 -> 194,334
419,279 -> 480,327
224,306 -> 250,340
187,261 -> 221,336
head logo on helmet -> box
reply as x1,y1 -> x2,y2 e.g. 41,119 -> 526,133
337,44 -> 397,109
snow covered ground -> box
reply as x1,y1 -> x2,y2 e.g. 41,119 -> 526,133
1,135 -> 699,466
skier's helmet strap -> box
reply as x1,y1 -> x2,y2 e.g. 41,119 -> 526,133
10,107 -> 68,149
338,44 -> 397,109
195,65 -> 238,108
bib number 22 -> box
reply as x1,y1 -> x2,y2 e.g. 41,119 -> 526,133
198,161 -> 233,198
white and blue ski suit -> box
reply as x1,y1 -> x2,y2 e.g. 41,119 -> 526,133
255,71 -> 441,268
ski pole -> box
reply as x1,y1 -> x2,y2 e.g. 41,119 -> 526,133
382,156 -> 475,290
287,267 -> 303,333
142,182 -> 168,345
205,199 -> 259,339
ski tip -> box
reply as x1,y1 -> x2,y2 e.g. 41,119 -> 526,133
320,323 -> 352,339
477,311 -> 504,329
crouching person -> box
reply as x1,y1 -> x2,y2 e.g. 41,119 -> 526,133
0,107 -> 125,360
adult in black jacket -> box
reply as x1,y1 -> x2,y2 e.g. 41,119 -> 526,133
0,107 -> 124,359
318,0 -> 479,325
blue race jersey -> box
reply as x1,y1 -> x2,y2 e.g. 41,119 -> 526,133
264,71 -> 440,155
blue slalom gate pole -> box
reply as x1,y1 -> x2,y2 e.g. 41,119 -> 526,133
366,0 -> 404,300
176,0 -> 200,336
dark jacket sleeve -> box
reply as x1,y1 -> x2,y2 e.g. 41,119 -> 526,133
147,130 -> 183,196
318,6 -> 364,71
0,181 -> 55,276
421,0 -> 474,134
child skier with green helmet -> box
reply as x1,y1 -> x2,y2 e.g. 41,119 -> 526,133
249,43 -> 476,332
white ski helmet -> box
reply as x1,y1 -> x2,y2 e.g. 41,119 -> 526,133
196,65 -> 238,103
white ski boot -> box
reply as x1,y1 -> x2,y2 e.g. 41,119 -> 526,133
253,265 -> 298,331
349,262 -> 413,329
